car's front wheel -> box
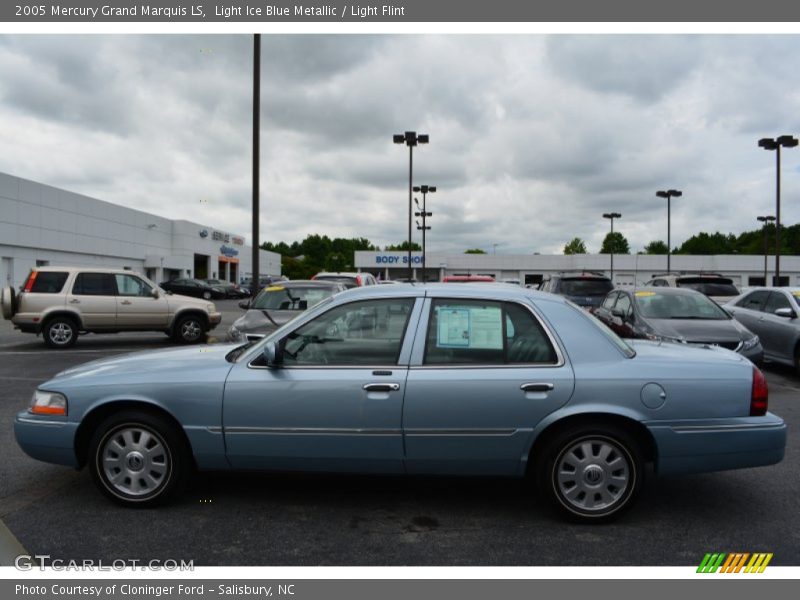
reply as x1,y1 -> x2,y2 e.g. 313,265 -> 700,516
202,290 -> 212,300
537,424 -> 643,523
88,410 -> 191,506
42,316 -> 78,349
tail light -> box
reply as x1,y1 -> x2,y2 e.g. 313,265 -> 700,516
356,275 -> 363,286
22,271 -> 38,292
750,366 -> 768,416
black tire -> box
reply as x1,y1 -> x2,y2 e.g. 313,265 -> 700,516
42,316 -> 78,349
88,410 -> 191,506
536,424 -> 643,523
173,314 -> 206,344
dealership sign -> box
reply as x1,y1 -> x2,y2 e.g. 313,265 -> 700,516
220,245 -> 239,257
374,253 -> 424,265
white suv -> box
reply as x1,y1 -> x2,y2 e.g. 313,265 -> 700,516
0,267 -> 222,348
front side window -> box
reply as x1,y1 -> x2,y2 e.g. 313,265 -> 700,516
282,298 -> 415,366
72,273 -> 116,296
424,299 -> 557,365
115,274 -> 153,297
615,293 -> 632,316
601,292 -> 618,309
764,292 -> 791,314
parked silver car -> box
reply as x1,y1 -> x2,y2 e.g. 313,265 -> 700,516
227,280 -> 346,342
725,287 -> 800,372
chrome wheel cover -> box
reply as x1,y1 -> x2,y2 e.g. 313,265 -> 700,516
100,426 -> 171,498
554,436 -> 632,514
48,322 -> 74,345
180,320 -> 202,341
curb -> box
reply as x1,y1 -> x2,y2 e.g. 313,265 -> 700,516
0,519 -> 27,567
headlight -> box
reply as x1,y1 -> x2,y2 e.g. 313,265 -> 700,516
742,335 -> 760,351
30,390 -> 68,416
207,303 -> 216,312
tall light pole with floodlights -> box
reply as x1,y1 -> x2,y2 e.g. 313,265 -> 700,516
394,131 -> 429,281
413,185 -> 435,281
758,135 -> 798,286
757,215 -> 776,286
602,212 -> 622,282
655,189 -> 682,273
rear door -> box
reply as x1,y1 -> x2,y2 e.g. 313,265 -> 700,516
402,296 -> 575,476
728,290 -> 770,340
67,272 -> 117,328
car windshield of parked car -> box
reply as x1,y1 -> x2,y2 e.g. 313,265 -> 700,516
635,291 -> 729,320
251,285 -> 336,311
676,278 -> 739,296
560,278 -> 613,296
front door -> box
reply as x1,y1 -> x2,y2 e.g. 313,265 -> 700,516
223,297 -> 419,472
114,273 -> 169,328
403,298 -> 575,476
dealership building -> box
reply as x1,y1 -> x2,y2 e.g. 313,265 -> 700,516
355,250 -> 800,288
0,171 -> 280,289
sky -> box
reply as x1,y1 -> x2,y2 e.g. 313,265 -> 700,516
1,34 -> 800,255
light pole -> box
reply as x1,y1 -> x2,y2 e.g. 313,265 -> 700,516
655,189 -> 682,273
394,131 -> 429,281
602,212 -> 622,283
251,34 -> 261,297
413,185 -> 435,281
758,135 -> 798,286
757,215 -> 776,286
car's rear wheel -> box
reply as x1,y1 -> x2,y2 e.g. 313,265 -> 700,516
537,424 -> 643,523
42,316 -> 78,349
88,410 -> 191,506
173,314 -> 206,344
1,286 -> 18,319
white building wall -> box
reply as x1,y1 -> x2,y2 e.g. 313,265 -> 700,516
0,171 -> 280,288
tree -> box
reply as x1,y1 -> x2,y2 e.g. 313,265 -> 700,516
643,240 -> 668,255
464,248 -> 487,254
563,237 -> 587,255
385,241 -> 422,251
600,232 -> 630,255
676,232 -> 737,255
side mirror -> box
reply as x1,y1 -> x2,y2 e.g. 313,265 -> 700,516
151,288 -> 159,298
262,341 -> 283,367
238,300 -> 250,310
775,307 -> 796,319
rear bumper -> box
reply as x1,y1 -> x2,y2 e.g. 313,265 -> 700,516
647,412 -> 786,475
208,312 -> 222,330
14,412 -> 79,468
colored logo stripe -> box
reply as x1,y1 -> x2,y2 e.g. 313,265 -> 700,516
697,553 -> 773,573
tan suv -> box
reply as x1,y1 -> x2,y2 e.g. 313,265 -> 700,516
0,267 -> 222,348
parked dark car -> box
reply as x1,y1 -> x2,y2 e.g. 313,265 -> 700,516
227,280 -> 346,342
725,287 -> 800,372
204,279 -> 250,298
644,273 -> 740,304
160,278 -> 227,300
539,272 -> 614,309
594,287 -> 762,363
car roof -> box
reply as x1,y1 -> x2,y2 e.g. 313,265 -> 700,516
263,280 -> 343,289
326,282 -> 568,304
616,286 -> 705,296
32,266 -> 139,275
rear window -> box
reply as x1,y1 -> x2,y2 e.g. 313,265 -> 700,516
27,271 -> 69,294
677,278 -> 739,296
314,275 -> 358,288
559,278 -> 613,296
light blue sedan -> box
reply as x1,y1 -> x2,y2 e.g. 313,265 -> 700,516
15,284 -> 786,522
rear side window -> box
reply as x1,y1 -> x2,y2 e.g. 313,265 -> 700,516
736,290 -> 770,312
27,272 -> 69,294
72,273 -> 117,296
424,299 -> 557,365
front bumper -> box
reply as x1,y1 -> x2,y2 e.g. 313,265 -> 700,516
647,412 -> 786,475
14,412 -> 80,468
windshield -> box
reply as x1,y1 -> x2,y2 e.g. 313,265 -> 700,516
560,278 -> 613,296
251,285 -> 336,311
635,291 -> 729,320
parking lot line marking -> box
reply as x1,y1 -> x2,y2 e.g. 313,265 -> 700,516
0,348 -> 148,355
0,519 -> 28,566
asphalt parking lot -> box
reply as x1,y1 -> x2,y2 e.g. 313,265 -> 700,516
0,298 -> 798,566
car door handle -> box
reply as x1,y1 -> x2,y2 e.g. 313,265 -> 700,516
520,382 -> 554,392
120,300 -> 132,305
362,383 -> 400,392
69,299 -> 80,304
